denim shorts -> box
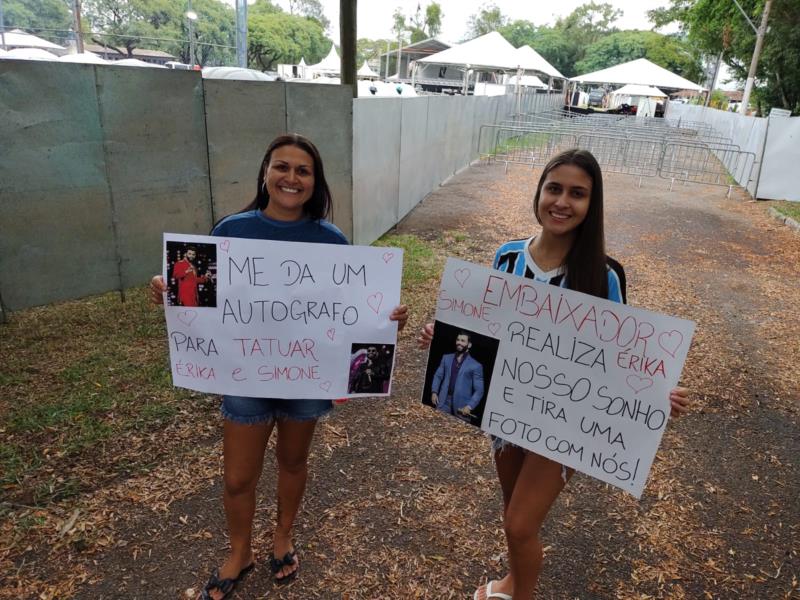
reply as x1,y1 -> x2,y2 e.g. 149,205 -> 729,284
221,396 -> 333,424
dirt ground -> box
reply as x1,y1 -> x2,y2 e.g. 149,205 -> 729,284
6,162 -> 800,599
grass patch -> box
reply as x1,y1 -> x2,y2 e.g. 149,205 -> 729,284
493,131 -> 551,155
771,200 -> 800,222
0,285 -> 204,503
376,233 -> 442,287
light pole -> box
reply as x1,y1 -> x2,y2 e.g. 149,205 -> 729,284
186,3 -> 198,67
235,0 -> 247,67
0,0 -> 7,51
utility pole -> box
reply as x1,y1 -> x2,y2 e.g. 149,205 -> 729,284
235,0 -> 247,67
704,50 -> 723,108
340,0 -> 356,97
186,0 -> 197,67
0,0 -> 6,52
738,0 -> 773,115
71,0 -> 84,53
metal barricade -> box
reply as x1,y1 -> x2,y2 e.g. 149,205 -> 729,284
482,108 -> 757,195
660,142 -> 757,190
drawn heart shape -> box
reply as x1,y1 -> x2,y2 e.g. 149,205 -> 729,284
319,381 -> 332,392
177,310 -> 197,327
382,252 -> 394,264
326,328 -> 336,341
454,267 -> 471,288
658,330 -> 683,358
367,292 -> 384,314
626,375 -> 654,394
219,239 -> 230,252
488,322 -> 501,336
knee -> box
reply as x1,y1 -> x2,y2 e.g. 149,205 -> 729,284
224,472 -> 258,497
503,512 -> 542,547
277,453 -> 309,477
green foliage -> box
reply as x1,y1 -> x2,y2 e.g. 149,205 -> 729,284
650,0 -> 800,114
288,0 -> 329,31
465,3 -> 508,40
392,2 -> 442,45
709,89 -> 730,110
357,37 -> 393,69
574,30 -> 702,81
494,3 -> 623,77
82,0 -> 235,65
248,11 -> 329,70
1,0 -> 72,41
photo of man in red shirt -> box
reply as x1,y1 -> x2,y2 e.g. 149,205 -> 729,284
170,247 -> 212,307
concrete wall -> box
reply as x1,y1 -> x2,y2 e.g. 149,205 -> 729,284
0,62 -> 353,312
757,114 -> 800,201
352,92 -> 559,245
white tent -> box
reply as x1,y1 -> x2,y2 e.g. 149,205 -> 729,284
202,66 -> 276,81
507,74 -> 547,88
308,44 -> 340,75
357,60 -> 378,79
515,45 -> 564,79
2,29 -> 66,53
114,58 -> 166,68
416,31 -> 521,71
1,47 -> 58,60
571,58 -> 704,91
58,52 -> 107,64
611,84 -> 667,98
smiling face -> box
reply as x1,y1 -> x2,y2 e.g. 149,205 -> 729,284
535,164 -> 593,238
184,249 -> 196,262
263,144 -> 315,221
454,334 -> 471,354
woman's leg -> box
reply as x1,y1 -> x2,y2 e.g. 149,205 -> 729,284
272,417 -> 319,579
504,453 -> 572,599
207,419 -> 274,600
474,445 -> 526,599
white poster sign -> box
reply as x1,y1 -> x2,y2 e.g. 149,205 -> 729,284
163,233 -> 403,399
424,258 -> 695,498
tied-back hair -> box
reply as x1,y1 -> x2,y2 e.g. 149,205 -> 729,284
240,133 -> 333,220
533,148 -> 608,299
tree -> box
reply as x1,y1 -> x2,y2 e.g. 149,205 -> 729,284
1,0 -> 72,42
465,3 -> 507,40
407,2 -> 443,42
248,11 -> 329,70
553,1 -> 621,74
287,0 -> 330,31
650,0 -> 799,114
498,19 -> 536,48
83,0 -> 181,58
574,30 -> 702,82
82,0 -> 234,65
526,27 -> 575,77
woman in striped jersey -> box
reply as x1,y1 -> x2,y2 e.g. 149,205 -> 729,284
419,149 -> 690,600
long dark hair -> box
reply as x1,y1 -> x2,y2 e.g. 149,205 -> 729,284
533,149 -> 608,299
240,133 -> 333,220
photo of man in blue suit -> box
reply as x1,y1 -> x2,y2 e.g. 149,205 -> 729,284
431,331 -> 485,421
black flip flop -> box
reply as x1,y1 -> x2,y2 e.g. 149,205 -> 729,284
198,562 -> 255,600
270,549 -> 298,584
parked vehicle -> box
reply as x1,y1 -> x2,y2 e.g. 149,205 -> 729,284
588,88 -> 606,107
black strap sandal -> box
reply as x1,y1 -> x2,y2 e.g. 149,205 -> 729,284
270,549 -> 298,584
199,562 -> 255,600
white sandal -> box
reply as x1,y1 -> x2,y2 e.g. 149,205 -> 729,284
473,580 -> 512,600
